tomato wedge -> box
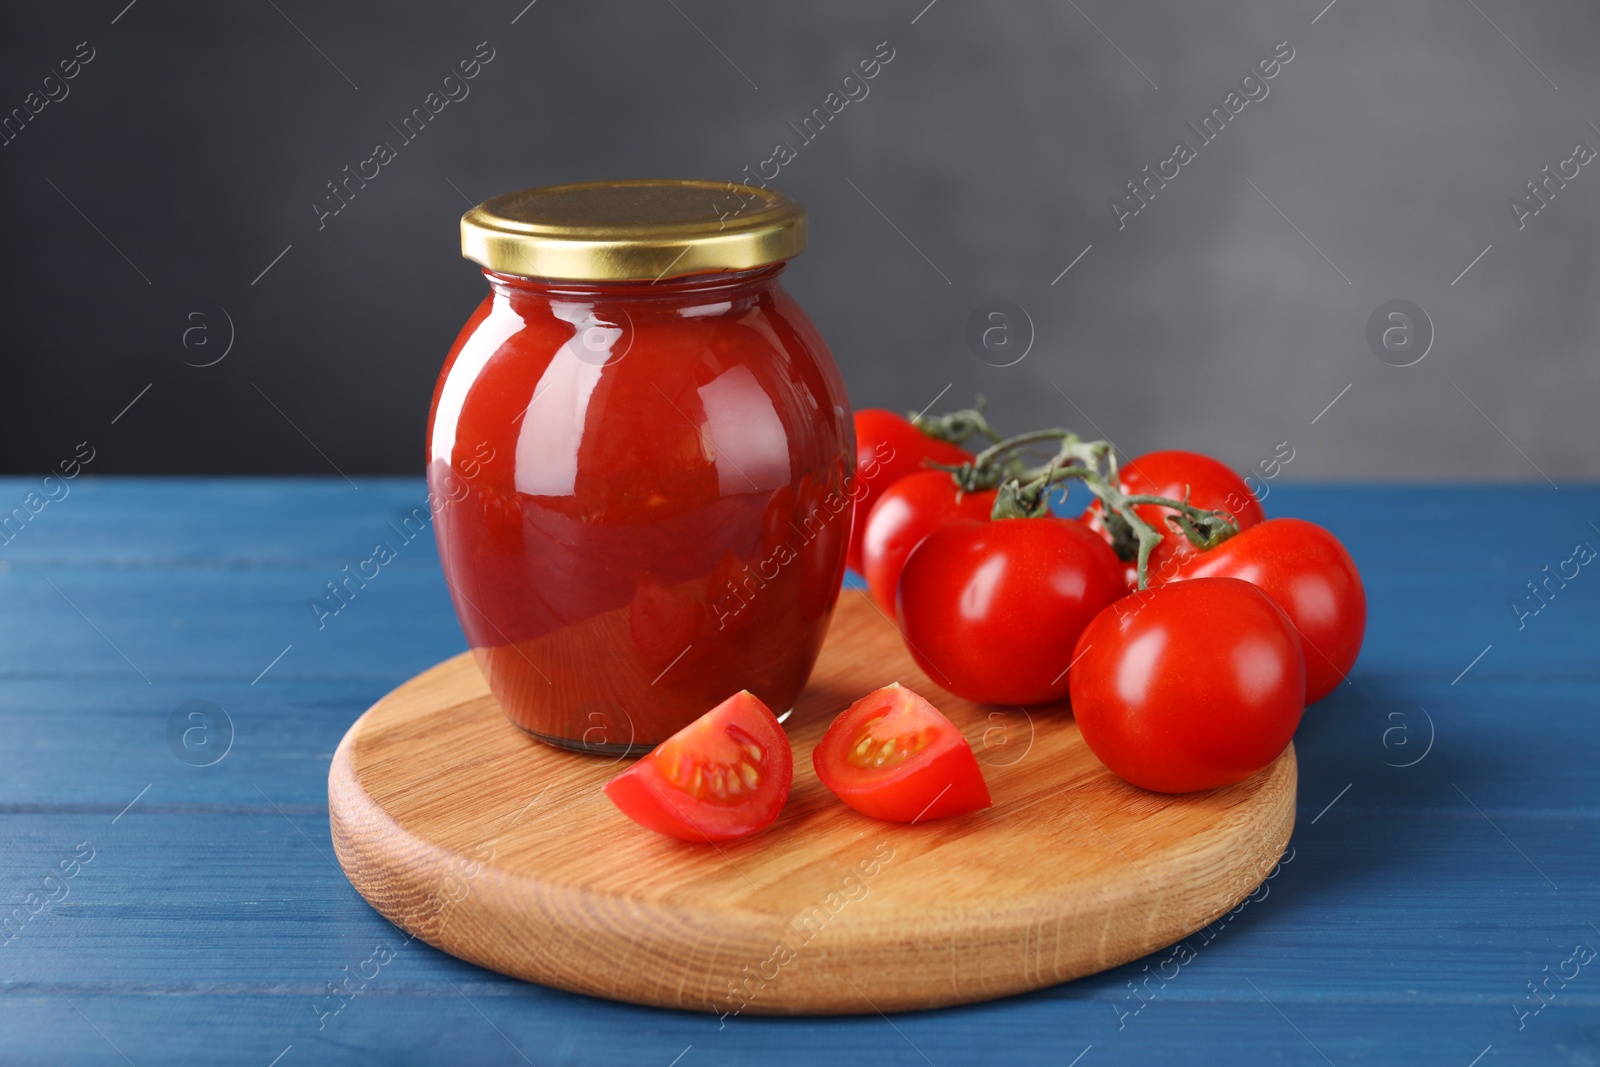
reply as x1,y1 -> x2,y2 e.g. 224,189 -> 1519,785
604,691 -> 792,841
813,683 -> 992,822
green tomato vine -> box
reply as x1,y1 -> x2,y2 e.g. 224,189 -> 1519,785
914,412 -> 1241,590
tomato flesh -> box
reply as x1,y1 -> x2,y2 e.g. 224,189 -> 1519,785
1070,577 -> 1304,793
813,683 -> 992,822
604,690 -> 792,840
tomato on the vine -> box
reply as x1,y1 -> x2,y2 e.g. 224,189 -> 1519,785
604,690 -> 792,840
1154,518 -> 1365,704
861,470 -> 997,615
1083,450 -> 1266,585
813,683 -> 991,822
896,516 -> 1125,705
848,409 -> 974,573
1070,577 -> 1304,793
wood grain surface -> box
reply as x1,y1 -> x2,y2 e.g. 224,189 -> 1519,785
329,589 -> 1296,1015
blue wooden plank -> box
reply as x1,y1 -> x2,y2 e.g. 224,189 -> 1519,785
1,477 -> 1591,576
0,565 -> 464,682
1051,481 -> 1598,575
0,996 -> 1577,1067
1,480 -> 1596,1066
0,679 -> 385,808
0,805 -> 1594,1065
0,480 -> 1590,686
1,811 -> 1592,1004
0,477 -> 440,567
1,678 -> 1598,814
0,549 -> 1592,684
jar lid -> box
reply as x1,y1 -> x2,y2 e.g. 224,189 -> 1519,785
460,179 -> 807,282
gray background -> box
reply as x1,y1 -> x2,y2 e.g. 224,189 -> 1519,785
3,0 -> 1595,480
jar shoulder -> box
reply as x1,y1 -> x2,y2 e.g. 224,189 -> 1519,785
429,283 -> 851,483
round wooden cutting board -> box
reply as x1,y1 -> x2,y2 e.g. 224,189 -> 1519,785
329,590 -> 1296,1016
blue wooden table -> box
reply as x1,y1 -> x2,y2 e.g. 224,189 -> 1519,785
2,478 -> 1594,1065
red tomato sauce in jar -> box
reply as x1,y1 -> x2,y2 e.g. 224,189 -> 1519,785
429,181 -> 852,752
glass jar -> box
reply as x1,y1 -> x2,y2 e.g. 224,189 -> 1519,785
428,180 -> 854,753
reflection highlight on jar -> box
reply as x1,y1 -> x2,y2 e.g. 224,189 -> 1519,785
552,301 -> 633,367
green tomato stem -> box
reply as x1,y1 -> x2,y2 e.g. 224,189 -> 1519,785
909,395 -> 1003,446
986,444 -> 1241,590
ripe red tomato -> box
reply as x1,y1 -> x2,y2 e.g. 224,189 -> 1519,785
1154,518 -> 1365,705
897,517 -> 1125,705
1070,577 -> 1304,793
604,690 -> 792,840
1083,450 -> 1267,586
861,470 -> 997,615
813,683 -> 991,822
848,409 -> 974,573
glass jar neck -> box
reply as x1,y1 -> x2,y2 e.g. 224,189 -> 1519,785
484,263 -> 787,302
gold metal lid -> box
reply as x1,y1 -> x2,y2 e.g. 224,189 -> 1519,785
460,179 -> 807,281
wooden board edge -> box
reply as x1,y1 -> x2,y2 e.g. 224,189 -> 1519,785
330,664 -> 1299,1015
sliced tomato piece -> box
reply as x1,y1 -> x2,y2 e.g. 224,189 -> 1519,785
813,683 -> 992,822
604,691 -> 792,841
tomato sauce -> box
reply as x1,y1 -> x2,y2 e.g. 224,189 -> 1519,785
428,264 -> 853,751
